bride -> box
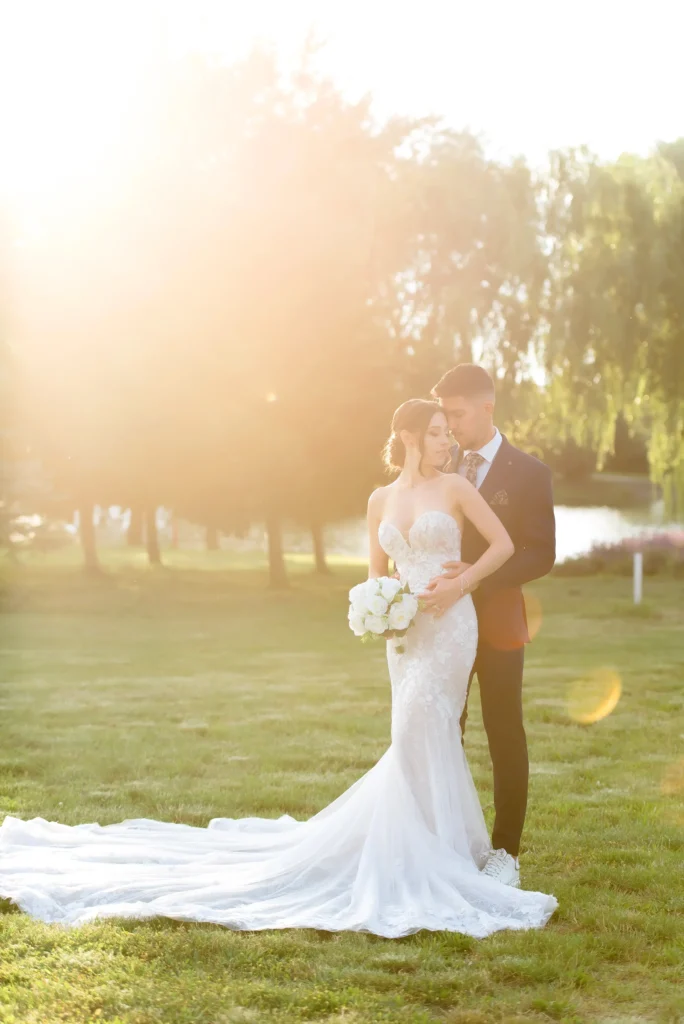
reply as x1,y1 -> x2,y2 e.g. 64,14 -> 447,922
0,400 -> 558,938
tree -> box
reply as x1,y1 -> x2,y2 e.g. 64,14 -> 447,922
9,50 -> 567,583
541,145 -> 684,512
131,52 -> 414,583
375,129 -> 546,407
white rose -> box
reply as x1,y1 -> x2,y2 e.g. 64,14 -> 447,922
349,612 -> 366,636
400,594 -> 419,619
349,581 -> 371,606
388,594 -> 419,631
380,577 -> 403,602
350,578 -> 381,608
367,594 -> 389,616
367,578 -> 384,598
388,604 -> 411,631
364,614 -> 389,635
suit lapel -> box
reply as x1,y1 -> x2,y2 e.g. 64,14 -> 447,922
461,435 -> 517,560
477,434 -> 514,501
450,434 -> 515,499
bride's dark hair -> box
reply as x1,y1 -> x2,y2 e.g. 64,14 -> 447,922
382,399 -> 447,473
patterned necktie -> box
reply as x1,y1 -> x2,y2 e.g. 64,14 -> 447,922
464,452 -> 485,487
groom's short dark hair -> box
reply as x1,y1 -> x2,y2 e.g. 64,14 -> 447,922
431,364 -> 495,400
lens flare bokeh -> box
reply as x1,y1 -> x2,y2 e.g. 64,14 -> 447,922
567,667 -> 622,724
523,591 -> 543,641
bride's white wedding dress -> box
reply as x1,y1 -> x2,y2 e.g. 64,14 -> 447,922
0,510 -> 557,937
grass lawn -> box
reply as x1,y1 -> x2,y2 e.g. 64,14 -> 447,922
0,551 -> 683,1024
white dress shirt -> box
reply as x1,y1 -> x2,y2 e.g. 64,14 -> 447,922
457,428 -> 502,490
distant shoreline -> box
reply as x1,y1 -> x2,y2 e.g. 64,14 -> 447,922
552,473 -> 658,510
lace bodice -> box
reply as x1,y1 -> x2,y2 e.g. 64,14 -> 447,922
378,508 -> 478,733
378,510 -> 463,593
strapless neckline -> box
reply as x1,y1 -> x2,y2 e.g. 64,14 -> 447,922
379,509 -> 462,548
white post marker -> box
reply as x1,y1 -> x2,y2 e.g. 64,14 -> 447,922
633,550 -> 643,605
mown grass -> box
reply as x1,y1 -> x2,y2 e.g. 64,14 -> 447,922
0,551 -> 683,1024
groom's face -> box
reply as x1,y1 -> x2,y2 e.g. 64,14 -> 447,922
439,394 -> 494,451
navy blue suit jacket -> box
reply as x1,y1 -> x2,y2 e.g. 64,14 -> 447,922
450,434 -> 556,648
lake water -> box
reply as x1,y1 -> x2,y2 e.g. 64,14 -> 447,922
314,501 -> 683,564
91,500 -> 682,563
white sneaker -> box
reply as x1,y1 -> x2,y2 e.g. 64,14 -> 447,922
481,848 -> 520,888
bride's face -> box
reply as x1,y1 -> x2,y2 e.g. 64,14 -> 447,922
420,412 -> 452,469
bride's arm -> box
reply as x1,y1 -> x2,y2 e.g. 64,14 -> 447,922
367,488 -> 389,579
451,476 -> 514,592
421,477 -> 513,612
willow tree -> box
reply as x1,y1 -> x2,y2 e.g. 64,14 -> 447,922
378,128 -> 546,413
541,145 -> 684,513
649,141 -> 684,513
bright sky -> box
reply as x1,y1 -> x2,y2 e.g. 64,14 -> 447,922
169,0 -> 684,166
0,0 -> 682,209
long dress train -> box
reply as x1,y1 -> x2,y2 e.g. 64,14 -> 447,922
0,511 -> 557,937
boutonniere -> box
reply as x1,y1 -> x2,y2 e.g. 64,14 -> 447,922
489,489 -> 509,507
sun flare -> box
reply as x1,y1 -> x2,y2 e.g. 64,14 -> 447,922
567,668 -> 623,726
0,5 -> 154,207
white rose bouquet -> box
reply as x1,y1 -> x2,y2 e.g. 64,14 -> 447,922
348,576 -> 420,654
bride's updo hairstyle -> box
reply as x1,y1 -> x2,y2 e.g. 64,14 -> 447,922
382,399 -> 445,473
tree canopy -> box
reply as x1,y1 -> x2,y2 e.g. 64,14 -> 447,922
4,51 -> 683,576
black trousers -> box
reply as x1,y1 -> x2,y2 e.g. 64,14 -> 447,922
460,641 -> 528,858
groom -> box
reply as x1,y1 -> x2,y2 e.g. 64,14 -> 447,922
423,364 -> 556,887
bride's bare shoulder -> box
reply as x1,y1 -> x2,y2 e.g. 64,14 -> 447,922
439,471 -> 472,502
441,471 -> 466,488
367,482 -> 394,517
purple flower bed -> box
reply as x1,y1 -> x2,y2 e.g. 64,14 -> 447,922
554,529 -> 684,577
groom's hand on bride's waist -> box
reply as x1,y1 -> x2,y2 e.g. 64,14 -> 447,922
420,565 -> 480,616
419,575 -> 464,616
440,561 -> 473,580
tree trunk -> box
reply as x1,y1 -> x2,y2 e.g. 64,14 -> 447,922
206,525 -> 219,551
78,502 -> 100,574
127,505 -> 143,546
170,514 -> 179,550
145,507 -> 162,566
265,511 -> 289,589
311,520 -> 331,574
